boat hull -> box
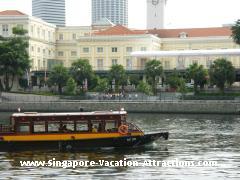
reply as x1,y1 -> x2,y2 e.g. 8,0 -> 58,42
0,132 -> 168,152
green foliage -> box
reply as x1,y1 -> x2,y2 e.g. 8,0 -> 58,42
109,64 -> 127,92
209,58 -> 235,93
48,64 -> 69,94
19,78 -> 28,90
186,63 -> 208,94
145,60 -> 163,95
70,59 -> 94,92
0,27 -> 30,91
231,19 -> 240,45
137,81 -> 153,95
95,78 -> 109,92
166,71 -> 181,89
129,74 -> 141,86
66,77 -> 77,95
177,78 -> 187,95
12,27 -> 28,35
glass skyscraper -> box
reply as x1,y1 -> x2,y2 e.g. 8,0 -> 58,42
32,0 -> 65,26
92,0 -> 128,26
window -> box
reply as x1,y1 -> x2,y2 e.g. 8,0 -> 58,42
38,47 -> 41,53
71,51 -> 77,56
42,29 -> 45,39
49,50 -> 51,56
48,121 -> 60,132
126,47 -> 132,52
43,49 -> 45,55
31,46 -> 34,52
112,59 -> 118,65
97,59 -> 103,69
62,121 -> 74,132
105,121 -> 117,132
72,33 -> 76,39
112,47 -> 118,52
140,59 -> 146,67
2,24 -> 8,35
126,59 -> 132,70
164,61 -> 170,69
58,51 -> 64,56
76,121 -> 88,132
83,47 -> 89,53
48,31 -> 50,40
37,28 -> 40,37
97,47 -> 104,53
59,34 -> 63,40
18,123 -> 30,133
33,121 -> 45,133
140,47 -> 147,51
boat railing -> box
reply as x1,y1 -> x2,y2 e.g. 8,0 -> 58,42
126,122 -> 143,133
0,124 -> 13,133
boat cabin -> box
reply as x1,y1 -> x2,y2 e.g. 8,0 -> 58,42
0,111 -> 141,135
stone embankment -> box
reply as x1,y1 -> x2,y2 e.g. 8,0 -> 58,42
0,100 -> 239,114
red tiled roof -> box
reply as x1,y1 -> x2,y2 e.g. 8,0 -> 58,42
0,10 -> 26,16
147,27 -> 232,38
94,25 -> 147,36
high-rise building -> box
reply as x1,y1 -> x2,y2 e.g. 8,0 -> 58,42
92,0 -> 128,26
147,0 -> 166,29
32,0 -> 65,26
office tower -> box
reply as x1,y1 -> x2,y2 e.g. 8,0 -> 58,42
147,0 -> 166,29
92,0 -> 128,26
32,0 -> 65,26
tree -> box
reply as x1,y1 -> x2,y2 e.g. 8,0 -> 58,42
94,77 -> 109,92
70,59 -> 94,92
145,60 -> 163,95
109,64 -> 127,92
137,81 -> 152,95
186,63 -> 208,94
0,27 -> 30,91
166,71 -> 182,90
48,65 -> 69,94
209,58 -> 235,93
66,77 -> 77,95
231,19 -> 240,45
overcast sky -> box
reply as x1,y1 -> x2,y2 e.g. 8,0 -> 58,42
0,0 -> 239,29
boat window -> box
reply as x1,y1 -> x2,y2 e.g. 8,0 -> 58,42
76,121 -> 88,132
33,121 -> 45,133
61,121 -> 74,132
18,123 -> 30,133
105,121 -> 117,132
48,121 -> 60,132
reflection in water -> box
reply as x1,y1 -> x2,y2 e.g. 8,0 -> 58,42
0,112 -> 239,179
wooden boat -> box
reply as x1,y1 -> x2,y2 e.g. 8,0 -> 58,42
0,110 -> 168,151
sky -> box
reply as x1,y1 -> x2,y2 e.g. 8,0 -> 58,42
0,0 -> 240,29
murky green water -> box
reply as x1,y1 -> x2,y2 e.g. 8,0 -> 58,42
0,112 -> 239,179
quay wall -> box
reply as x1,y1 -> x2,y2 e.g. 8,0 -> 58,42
0,101 -> 239,114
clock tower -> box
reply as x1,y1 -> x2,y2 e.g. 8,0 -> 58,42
147,0 -> 167,29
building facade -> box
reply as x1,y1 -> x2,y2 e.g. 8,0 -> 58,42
32,0 -> 65,27
147,0 -> 167,29
92,0 -> 128,26
0,10 -> 240,86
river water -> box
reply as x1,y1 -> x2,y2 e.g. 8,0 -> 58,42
0,112 -> 239,179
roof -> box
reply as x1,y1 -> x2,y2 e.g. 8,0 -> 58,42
12,111 -> 127,117
147,27 -> 232,38
94,25 -> 147,36
0,10 -> 27,16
